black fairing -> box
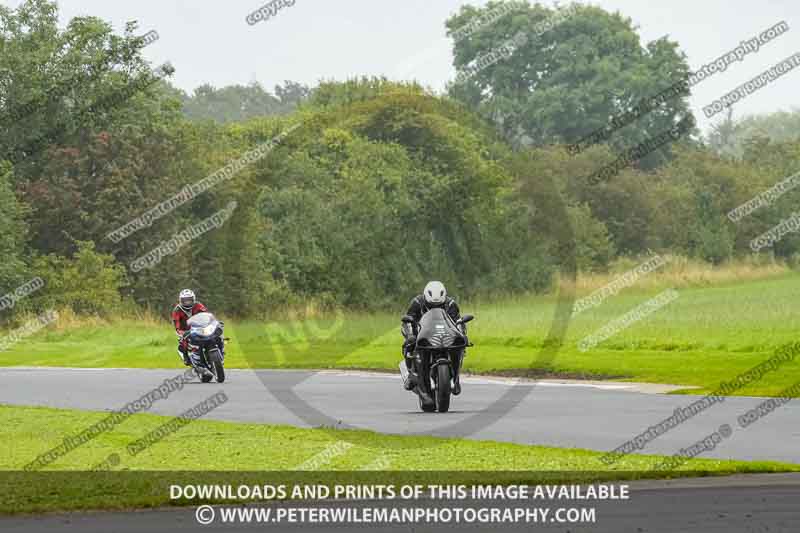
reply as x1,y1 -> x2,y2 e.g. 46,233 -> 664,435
416,308 -> 466,349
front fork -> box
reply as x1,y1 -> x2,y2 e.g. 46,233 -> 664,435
424,352 -> 460,388
188,344 -> 203,367
401,345 -> 463,392
432,351 -> 464,395
188,343 -> 214,378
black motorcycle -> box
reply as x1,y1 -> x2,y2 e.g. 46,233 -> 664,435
185,312 -> 226,383
401,309 -> 474,413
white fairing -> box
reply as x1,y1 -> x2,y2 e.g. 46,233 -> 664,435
424,281 -> 447,305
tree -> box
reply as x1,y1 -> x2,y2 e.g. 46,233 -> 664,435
256,81 -> 554,307
0,164 -> 28,291
447,1 -> 695,167
0,0 -> 167,169
706,107 -> 737,158
707,108 -> 800,159
308,77 -> 427,108
181,81 -> 309,123
650,146 -> 766,261
274,80 -> 312,109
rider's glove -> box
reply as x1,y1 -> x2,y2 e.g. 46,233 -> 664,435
403,339 -> 416,359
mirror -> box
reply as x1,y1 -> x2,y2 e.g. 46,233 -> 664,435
459,314 -> 475,324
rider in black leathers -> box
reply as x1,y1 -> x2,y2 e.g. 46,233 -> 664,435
401,281 -> 467,395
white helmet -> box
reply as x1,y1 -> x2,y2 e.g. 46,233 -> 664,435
179,289 -> 196,312
423,281 -> 447,307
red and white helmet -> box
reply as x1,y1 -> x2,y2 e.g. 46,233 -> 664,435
179,289 -> 196,312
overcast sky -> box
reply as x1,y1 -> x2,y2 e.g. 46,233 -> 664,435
5,0 -> 800,133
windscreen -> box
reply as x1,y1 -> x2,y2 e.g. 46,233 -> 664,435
416,308 -> 464,348
187,312 -> 215,328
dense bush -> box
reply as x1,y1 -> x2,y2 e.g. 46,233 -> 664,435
30,241 -> 126,315
0,165 -> 28,292
256,91 -> 555,308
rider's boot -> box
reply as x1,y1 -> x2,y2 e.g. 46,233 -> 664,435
417,387 -> 433,405
452,350 -> 464,395
401,350 -> 415,390
178,347 -> 191,366
453,374 -> 461,396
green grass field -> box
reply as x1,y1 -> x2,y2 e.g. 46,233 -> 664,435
3,274 -> 800,396
3,404 -> 798,513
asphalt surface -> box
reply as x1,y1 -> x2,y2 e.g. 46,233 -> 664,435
2,367 -> 799,463
2,475 -> 800,532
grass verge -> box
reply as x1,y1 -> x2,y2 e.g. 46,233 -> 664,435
2,404 -> 799,514
2,273 -> 800,396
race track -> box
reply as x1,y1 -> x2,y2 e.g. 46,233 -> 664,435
1,367 -> 799,463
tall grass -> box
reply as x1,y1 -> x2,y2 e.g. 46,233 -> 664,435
4,256 -> 791,333
4,306 -> 165,333
560,254 -> 789,295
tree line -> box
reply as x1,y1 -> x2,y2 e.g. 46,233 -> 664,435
1,0 -> 798,321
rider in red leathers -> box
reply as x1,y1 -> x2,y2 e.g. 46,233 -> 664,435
172,289 -> 208,366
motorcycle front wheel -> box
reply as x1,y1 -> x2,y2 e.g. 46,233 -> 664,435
435,363 -> 452,413
208,348 -> 225,383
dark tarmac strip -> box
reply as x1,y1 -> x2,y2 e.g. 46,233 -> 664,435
2,474 -> 799,532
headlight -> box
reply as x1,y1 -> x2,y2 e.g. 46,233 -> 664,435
193,323 -> 216,337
